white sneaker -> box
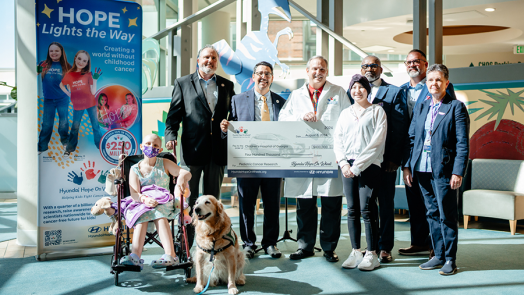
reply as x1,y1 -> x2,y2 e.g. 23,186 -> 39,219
342,249 -> 363,269
358,251 -> 380,271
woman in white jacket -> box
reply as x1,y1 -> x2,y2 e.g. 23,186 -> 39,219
334,74 -> 387,271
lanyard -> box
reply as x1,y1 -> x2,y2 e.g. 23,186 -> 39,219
429,101 -> 441,136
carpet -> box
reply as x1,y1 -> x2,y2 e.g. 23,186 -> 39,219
1,213 -> 524,294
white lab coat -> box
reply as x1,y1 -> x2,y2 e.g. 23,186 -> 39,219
279,81 -> 352,198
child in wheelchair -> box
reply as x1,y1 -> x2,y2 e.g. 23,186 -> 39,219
103,134 -> 191,270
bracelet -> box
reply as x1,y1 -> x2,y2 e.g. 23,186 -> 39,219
139,195 -> 146,203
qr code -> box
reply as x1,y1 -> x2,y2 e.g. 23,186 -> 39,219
45,230 -> 62,246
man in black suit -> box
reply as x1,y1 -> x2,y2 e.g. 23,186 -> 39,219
165,45 -> 235,247
347,55 -> 408,263
220,61 -> 285,259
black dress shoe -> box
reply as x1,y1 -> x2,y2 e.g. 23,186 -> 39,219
323,251 -> 339,262
289,249 -> 314,260
379,250 -> 393,263
264,245 -> 282,258
244,246 -> 256,259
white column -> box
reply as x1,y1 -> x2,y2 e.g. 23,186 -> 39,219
201,11 -> 231,77
16,0 -> 38,246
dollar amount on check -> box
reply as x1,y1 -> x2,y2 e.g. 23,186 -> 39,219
227,121 -> 339,178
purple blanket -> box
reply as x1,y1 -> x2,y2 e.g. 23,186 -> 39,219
111,184 -> 173,228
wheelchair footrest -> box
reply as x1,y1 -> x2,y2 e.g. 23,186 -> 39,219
166,261 -> 193,271
112,264 -> 142,272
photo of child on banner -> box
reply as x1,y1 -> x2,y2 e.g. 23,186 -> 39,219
37,42 -> 71,154
59,50 -> 103,156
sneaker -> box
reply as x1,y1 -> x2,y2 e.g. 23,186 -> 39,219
358,251 -> 380,271
419,257 -> 445,270
439,261 -> 457,275
342,249 -> 363,269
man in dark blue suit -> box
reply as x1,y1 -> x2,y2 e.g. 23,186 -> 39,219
220,61 -> 286,259
346,55 -> 408,263
398,50 -> 456,257
403,64 -> 469,275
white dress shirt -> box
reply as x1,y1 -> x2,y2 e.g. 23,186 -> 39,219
333,104 -> 388,176
369,79 -> 382,102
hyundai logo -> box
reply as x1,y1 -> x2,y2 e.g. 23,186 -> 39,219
88,226 -> 102,233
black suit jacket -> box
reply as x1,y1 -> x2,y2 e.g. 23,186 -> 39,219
347,79 -> 408,166
228,89 -> 286,122
165,71 -> 235,166
403,93 -> 470,179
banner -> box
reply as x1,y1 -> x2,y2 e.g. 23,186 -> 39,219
227,121 -> 338,178
36,0 -> 142,253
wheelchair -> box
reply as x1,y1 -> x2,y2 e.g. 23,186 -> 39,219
110,150 -> 192,286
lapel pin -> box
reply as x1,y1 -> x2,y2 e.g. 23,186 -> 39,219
276,100 -> 279,103
221,84 -> 225,87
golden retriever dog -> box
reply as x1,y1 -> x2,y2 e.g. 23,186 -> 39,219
187,195 -> 246,294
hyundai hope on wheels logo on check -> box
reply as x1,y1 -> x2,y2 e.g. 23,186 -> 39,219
88,226 -> 102,233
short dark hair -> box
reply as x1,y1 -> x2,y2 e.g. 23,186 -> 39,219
407,49 -> 426,59
253,61 -> 273,74
427,64 -> 449,80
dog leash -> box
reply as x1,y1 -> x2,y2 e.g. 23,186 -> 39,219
197,241 -> 216,295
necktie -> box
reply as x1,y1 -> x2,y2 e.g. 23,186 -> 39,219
311,90 -> 319,114
261,96 -> 270,121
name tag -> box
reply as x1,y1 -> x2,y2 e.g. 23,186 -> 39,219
423,145 -> 431,152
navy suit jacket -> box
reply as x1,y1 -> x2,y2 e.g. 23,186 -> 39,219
400,81 -> 456,120
229,89 -> 286,122
403,93 -> 470,179
347,79 -> 408,166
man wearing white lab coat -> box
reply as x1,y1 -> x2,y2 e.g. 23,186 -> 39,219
279,56 -> 351,262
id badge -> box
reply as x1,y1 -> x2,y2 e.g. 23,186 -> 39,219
423,145 -> 432,152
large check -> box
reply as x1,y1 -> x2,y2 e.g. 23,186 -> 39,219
227,121 -> 339,178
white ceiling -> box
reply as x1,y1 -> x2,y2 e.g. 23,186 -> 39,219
341,0 -> 524,55
201,0 -> 524,56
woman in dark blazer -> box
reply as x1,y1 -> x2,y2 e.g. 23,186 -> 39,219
402,64 -> 469,275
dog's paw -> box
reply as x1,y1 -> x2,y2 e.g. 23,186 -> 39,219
228,287 -> 239,295
236,276 -> 245,286
193,286 -> 204,293
186,277 -> 196,284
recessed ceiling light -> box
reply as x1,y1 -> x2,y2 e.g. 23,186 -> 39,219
485,8 -> 496,12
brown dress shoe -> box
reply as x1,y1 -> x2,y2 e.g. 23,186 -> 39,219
398,245 -> 430,256
379,250 -> 393,263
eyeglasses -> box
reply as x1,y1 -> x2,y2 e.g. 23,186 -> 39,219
404,59 -> 426,66
361,64 -> 379,70
255,71 -> 273,77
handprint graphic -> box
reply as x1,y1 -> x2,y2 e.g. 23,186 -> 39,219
67,171 -> 83,185
98,170 -> 109,184
80,161 -> 100,180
